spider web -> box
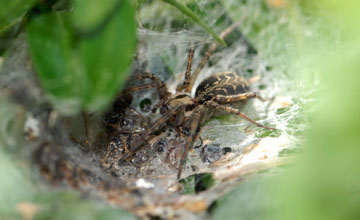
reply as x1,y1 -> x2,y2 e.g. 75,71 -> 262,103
132,0 -> 312,163
0,0 -> 323,219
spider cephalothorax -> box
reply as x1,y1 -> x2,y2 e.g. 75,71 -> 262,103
118,25 -> 275,179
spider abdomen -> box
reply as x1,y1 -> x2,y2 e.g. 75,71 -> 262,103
195,72 -> 250,103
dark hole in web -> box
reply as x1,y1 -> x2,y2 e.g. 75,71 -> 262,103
140,98 -> 152,113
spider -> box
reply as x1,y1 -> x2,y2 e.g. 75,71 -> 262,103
119,23 -> 275,179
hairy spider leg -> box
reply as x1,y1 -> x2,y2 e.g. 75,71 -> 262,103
214,92 -> 266,103
176,47 -> 194,92
128,73 -> 169,96
122,72 -> 172,113
124,72 -> 170,97
205,101 -> 275,130
186,20 -> 242,93
121,82 -> 160,93
177,106 -> 203,179
151,98 -> 166,113
118,105 -> 183,162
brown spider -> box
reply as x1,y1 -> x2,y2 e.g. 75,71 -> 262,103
119,24 -> 275,179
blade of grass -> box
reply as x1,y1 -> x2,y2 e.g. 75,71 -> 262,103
161,0 -> 226,46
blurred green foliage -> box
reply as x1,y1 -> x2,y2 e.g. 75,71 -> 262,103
0,149 -> 34,218
71,0 -> 119,32
0,0 -> 37,34
268,1 -> 360,214
213,176 -> 274,220
212,1 -> 360,220
27,0 -> 136,114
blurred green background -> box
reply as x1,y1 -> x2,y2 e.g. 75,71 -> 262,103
1,0 -> 360,219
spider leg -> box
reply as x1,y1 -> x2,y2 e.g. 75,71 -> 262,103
177,106 -> 202,179
127,107 -> 150,129
119,106 -> 182,162
205,101 -> 275,130
176,47 -> 194,92
214,92 -> 266,103
123,72 -> 171,113
128,72 -> 170,98
128,72 -> 164,83
151,98 -> 166,113
116,128 -> 144,134
121,82 -> 162,93
186,21 -> 242,93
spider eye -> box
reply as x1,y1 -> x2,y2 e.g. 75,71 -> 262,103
140,98 -> 152,113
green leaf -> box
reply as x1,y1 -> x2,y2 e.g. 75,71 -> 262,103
71,0 -> 119,34
0,0 -> 37,33
27,13 -> 78,110
161,0 -> 226,46
27,0 -> 136,114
